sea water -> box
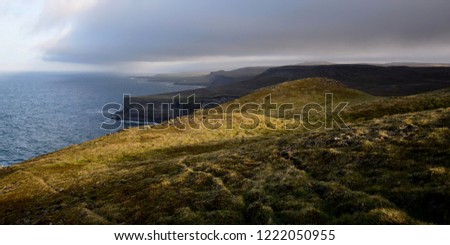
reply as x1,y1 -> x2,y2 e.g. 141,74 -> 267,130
0,72 -> 199,166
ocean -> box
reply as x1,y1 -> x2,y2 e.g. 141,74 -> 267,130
0,72 -> 200,166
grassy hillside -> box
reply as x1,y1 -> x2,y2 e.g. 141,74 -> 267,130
226,78 -> 376,118
124,65 -> 450,122
1,78 -> 449,224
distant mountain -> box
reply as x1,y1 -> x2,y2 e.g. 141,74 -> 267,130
133,67 -> 270,86
122,64 -> 450,122
207,67 -> 270,86
295,61 -> 335,66
294,62 -> 450,67
380,62 -> 450,67
251,64 -> 450,96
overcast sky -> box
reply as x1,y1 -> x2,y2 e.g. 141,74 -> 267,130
1,0 -> 450,73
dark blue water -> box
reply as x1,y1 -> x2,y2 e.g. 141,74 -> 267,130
0,72 -> 200,166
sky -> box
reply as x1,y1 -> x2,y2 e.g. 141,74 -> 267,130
1,0 -> 450,73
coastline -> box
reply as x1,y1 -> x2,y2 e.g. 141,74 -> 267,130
1,78 -> 449,224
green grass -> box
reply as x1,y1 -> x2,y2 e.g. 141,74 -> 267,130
0,78 -> 449,224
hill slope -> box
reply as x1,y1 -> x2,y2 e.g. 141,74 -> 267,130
125,65 -> 450,122
256,65 -> 450,96
1,78 -> 449,224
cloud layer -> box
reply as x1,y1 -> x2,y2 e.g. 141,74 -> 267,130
39,0 -> 450,67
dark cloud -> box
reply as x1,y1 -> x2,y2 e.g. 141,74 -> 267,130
42,0 -> 450,65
